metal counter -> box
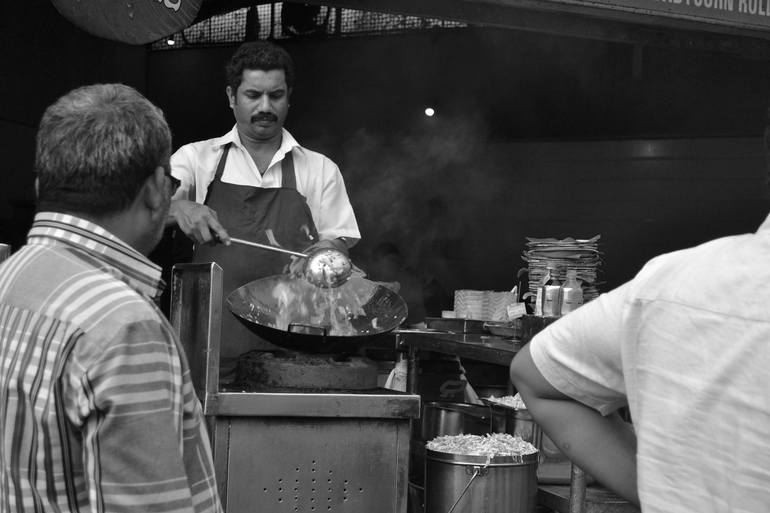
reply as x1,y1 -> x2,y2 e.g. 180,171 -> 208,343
209,390 -> 419,418
394,330 -> 524,367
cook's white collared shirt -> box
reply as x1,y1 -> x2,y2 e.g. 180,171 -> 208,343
170,126 -> 360,243
530,213 -> 770,513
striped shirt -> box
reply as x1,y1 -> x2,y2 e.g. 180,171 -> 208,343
0,212 -> 222,513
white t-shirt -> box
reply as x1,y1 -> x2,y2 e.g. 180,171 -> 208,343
170,126 -> 360,243
530,214 -> 770,513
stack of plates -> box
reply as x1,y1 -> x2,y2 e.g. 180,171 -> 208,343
522,235 -> 603,302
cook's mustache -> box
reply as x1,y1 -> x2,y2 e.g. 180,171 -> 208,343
251,113 -> 278,123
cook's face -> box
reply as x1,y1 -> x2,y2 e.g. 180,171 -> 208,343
228,69 -> 290,142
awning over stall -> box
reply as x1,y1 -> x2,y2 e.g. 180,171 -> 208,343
51,0 -> 770,45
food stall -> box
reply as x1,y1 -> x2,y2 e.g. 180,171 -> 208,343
166,260 -> 591,513
32,1 -> 770,512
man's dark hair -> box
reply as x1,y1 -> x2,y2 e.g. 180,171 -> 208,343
226,41 -> 295,93
35,83 -> 172,217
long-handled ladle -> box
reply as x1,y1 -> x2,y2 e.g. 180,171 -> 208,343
228,236 -> 353,288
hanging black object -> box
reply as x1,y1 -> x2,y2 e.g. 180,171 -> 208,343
281,2 -> 323,36
50,0 -> 202,45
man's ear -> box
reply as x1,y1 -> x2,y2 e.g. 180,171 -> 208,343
143,166 -> 167,214
34,177 -> 39,198
226,86 -> 235,109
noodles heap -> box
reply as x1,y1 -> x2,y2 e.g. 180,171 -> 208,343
485,393 -> 527,410
427,433 -> 538,457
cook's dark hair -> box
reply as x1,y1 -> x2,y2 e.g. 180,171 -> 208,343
35,83 -> 172,216
226,41 -> 295,93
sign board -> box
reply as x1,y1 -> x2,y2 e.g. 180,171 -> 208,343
51,0 -> 202,45
558,0 -> 770,32
302,0 -> 770,39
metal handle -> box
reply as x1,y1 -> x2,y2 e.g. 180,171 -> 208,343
228,237 -> 307,258
445,459 -> 490,513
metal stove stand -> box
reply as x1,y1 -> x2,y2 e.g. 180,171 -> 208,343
170,263 -> 420,513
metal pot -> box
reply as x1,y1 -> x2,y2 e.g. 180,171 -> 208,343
227,274 -> 408,354
419,402 -> 492,441
425,450 -> 538,513
411,402 -> 494,492
486,406 -> 542,447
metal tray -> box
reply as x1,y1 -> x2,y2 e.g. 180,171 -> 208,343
483,320 -> 522,338
425,317 -> 486,334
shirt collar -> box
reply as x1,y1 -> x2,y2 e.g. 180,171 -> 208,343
759,212 -> 770,233
220,125 -> 300,163
27,212 -> 164,300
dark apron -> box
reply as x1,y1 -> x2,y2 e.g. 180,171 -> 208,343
193,143 -> 319,359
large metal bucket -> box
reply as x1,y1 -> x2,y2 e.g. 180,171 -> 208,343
412,402 -> 493,487
425,450 -> 538,513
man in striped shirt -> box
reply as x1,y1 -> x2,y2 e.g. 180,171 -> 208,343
0,84 -> 222,513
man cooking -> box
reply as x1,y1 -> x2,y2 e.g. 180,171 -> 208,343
169,41 -> 360,359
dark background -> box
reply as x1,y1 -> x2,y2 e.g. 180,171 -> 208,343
3,0 -> 770,315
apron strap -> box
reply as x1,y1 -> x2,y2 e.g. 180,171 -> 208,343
281,150 -> 296,190
203,142 -> 232,206
205,144 -> 296,204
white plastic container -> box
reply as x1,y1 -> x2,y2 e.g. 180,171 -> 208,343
560,269 -> 584,315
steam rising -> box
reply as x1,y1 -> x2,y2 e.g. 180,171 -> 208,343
341,111 -> 516,306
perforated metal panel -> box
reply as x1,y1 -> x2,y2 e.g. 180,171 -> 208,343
260,459 -> 366,511
222,417 -> 411,513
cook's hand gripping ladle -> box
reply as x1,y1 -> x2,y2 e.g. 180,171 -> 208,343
227,236 -> 353,288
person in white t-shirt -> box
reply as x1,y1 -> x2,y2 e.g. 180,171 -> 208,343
168,41 -> 360,357
510,215 -> 770,511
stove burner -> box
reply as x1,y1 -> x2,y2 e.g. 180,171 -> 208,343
232,350 -> 379,391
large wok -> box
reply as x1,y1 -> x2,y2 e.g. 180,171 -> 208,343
227,274 -> 408,354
